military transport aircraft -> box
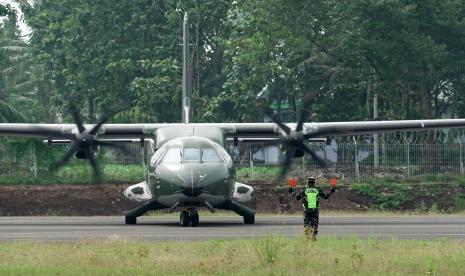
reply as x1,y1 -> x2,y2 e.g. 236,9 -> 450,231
2,13 -> 465,227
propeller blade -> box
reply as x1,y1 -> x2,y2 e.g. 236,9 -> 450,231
296,93 -> 313,132
69,104 -> 86,133
31,125 -> 76,140
300,144 -> 327,168
278,147 -> 296,180
87,150 -> 102,184
303,132 -> 316,140
264,108 -> 291,134
89,106 -> 126,135
50,143 -> 80,171
94,140 -> 131,154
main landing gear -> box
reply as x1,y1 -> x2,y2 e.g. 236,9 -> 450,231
243,215 -> 255,225
125,216 -> 137,225
180,209 -> 199,227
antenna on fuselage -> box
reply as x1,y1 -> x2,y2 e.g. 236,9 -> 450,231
182,12 -> 192,124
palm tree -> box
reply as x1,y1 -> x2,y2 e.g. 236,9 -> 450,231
0,7 -> 35,122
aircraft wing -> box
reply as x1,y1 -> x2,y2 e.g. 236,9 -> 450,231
0,123 -> 276,139
1,119 -> 465,140
302,119 -> 465,137
208,119 -> 465,138
0,123 -> 162,139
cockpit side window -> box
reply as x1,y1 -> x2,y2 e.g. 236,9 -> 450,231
183,148 -> 201,162
202,148 -> 221,162
213,144 -> 230,162
163,147 -> 182,163
151,148 -> 165,166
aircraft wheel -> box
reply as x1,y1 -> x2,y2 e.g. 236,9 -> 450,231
180,210 -> 190,227
125,216 -> 137,225
189,210 -> 199,227
243,215 -> 255,225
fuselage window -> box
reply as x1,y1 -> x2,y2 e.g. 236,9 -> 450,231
202,148 -> 221,162
183,148 -> 201,162
163,147 -> 182,163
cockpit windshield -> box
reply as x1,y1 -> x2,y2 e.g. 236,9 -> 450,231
202,148 -> 221,162
183,148 -> 200,162
161,146 -> 222,163
163,147 -> 182,163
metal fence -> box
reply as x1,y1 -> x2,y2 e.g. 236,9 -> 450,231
1,130 -> 465,181
0,142 -> 146,177
229,130 -> 465,181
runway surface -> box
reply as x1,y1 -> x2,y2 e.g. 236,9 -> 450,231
1,215 -> 465,241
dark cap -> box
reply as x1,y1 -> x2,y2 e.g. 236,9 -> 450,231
307,177 -> 316,184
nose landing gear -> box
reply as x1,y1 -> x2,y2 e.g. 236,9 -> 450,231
180,209 -> 199,227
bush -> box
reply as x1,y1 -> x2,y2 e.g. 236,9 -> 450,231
351,181 -> 413,210
255,234 -> 283,266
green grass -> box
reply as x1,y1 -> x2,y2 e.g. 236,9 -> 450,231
0,164 -> 144,185
0,236 -> 464,275
1,163 -> 465,186
236,166 -> 280,180
349,175 -> 465,212
353,175 -> 465,185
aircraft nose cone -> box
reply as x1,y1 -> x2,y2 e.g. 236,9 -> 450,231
156,163 -> 228,195
181,186 -> 203,197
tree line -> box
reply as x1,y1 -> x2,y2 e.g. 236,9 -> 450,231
1,0 -> 465,125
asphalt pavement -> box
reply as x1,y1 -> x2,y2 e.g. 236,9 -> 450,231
0,215 -> 465,241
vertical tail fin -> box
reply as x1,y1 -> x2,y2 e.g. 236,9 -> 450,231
182,12 -> 191,124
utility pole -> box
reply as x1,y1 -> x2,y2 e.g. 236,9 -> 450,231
373,93 -> 379,168
182,12 -> 191,124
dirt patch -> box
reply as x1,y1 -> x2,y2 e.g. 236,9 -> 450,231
0,182 -> 465,216
0,185 -> 138,216
0,182 -> 460,216
256,187 -> 370,214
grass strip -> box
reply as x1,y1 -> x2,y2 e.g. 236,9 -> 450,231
0,236 -> 464,275
0,164 -> 144,185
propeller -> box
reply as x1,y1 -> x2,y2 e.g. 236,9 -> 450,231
50,104 -> 128,183
263,93 -> 327,180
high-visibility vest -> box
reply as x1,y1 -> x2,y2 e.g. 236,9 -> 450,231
304,188 -> 319,209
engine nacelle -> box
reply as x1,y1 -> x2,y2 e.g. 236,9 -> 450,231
124,181 -> 153,202
75,150 -> 89,159
75,148 -> 99,159
232,182 -> 255,203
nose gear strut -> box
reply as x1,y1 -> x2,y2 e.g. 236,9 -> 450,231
180,209 -> 199,227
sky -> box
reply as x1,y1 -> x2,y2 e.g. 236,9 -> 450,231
1,0 -> 32,39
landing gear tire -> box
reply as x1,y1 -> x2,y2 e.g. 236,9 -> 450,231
125,216 -> 137,225
243,215 -> 255,225
189,210 -> 199,227
180,210 -> 190,227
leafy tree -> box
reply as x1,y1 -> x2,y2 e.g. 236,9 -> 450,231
341,0 -> 465,119
13,0 -> 465,124
18,0 -> 232,123
0,3 -> 9,17
215,0 -> 465,122
205,1 -> 310,122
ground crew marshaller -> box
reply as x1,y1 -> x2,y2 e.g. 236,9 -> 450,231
289,177 -> 335,239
